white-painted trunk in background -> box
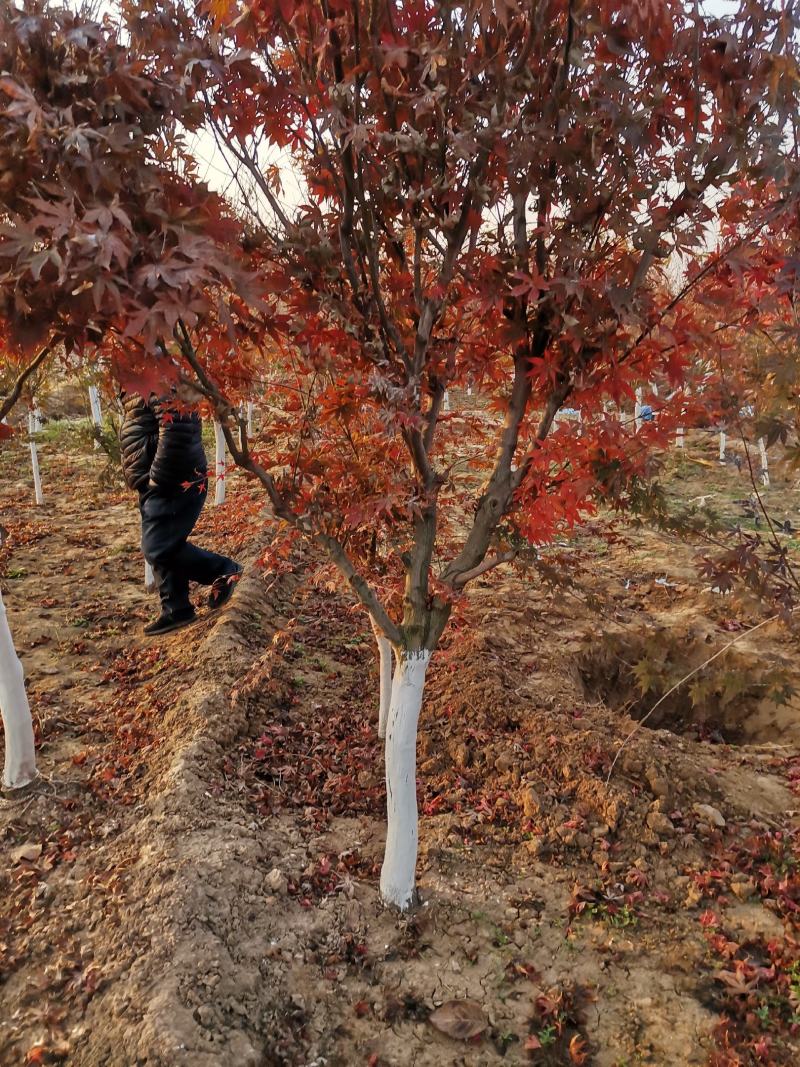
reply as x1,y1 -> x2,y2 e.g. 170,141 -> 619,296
758,438 -> 769,487
247,401 -> 254,438
381,650 -> 431,911
88,386 -> 102,450
719,430 -> 727,464
370,618 -> 393,739
144,560 -> 156,593
213,421 -> 226,506
443,390 -> 451,412
676,426 -> 685,449
28,413 -> 43,506
634,387 -> 643,432
0,588 -> 37,790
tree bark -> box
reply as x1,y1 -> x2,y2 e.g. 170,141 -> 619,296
0,588 -> 37,790
380,649 -> 431,910
370,617 -> 393,739
213,420 -> 226,506
758,437 -> 769,487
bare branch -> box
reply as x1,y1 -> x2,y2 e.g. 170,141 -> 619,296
0,340 -> 57,422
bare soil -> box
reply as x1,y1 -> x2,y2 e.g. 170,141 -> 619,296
0,428 -> 798,1067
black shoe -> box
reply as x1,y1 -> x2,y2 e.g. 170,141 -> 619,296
143,607 -> 197,637
208,564 -> 243,611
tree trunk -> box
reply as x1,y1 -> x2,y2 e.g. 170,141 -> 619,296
719,429 -> 727,464
758,437 -> 769,487
0,588 -> 37,791
88,386 -> 102,450
247,400 -> 255,438
213,420 -> 226,506
634,387 -> 643,431
380,649 -> 431,911
28,413 -> 43,506
370,618 -> 393,739
676,426 -> 685,448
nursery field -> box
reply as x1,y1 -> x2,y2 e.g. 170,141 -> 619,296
0,425 -> 798,1067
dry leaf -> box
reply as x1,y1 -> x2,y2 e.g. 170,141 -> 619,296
428,999 -> 487,1041
11,842 -> 42,864
569,1034 -> 589,1064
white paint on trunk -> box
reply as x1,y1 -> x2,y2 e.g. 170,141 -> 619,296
443,390 -> 451,412
0,588 -> 37,790
370,618 -> 393,739
758,437 -> 769,487
247,400 -> 255,437
380,650 -> 431,911
634,387 -> 643,432
88,386 -> 102,450
676,426 -> 685,449
28,413 -> 43,505
144,560 -> 156,593
213,420 -> 226,506
719,430 -> 727,464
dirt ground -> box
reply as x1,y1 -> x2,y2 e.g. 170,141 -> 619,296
1,425 -> 799,1067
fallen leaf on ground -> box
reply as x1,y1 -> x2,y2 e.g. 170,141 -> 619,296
11,842 -> 42,864
428,999 -> 487,1041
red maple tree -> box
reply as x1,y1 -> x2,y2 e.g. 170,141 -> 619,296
3,0 -> 799,906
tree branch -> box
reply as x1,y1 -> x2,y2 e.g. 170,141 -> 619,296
0,340 -> 57,423
174,320 -> 402,644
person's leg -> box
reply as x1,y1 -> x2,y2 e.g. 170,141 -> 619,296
172,539 -> 237,587
141,488 -> 240,619
140,492 -> 200,616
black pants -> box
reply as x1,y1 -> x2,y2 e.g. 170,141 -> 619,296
139,488 -> 234,614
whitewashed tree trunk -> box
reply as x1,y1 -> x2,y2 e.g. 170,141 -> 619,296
719,430 -> 727,464
144,560 -> 156,593
443,390 -> 451,412
381,650 -> 431,911
758,437 -> 769,487
213,420 -> 226,506
0,588 -> 37,791
88,386 -> 102,450
676,426 -> 685,449
634,387 -> 643,432
33,403 -> 43,432
247,400 -> 255,438
28,413 -> 43,506
370,618 -> 393,740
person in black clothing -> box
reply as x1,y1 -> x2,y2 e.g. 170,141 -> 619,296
120,392 -> 242,636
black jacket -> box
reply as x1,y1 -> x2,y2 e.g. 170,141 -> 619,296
120,394 -> 207,496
